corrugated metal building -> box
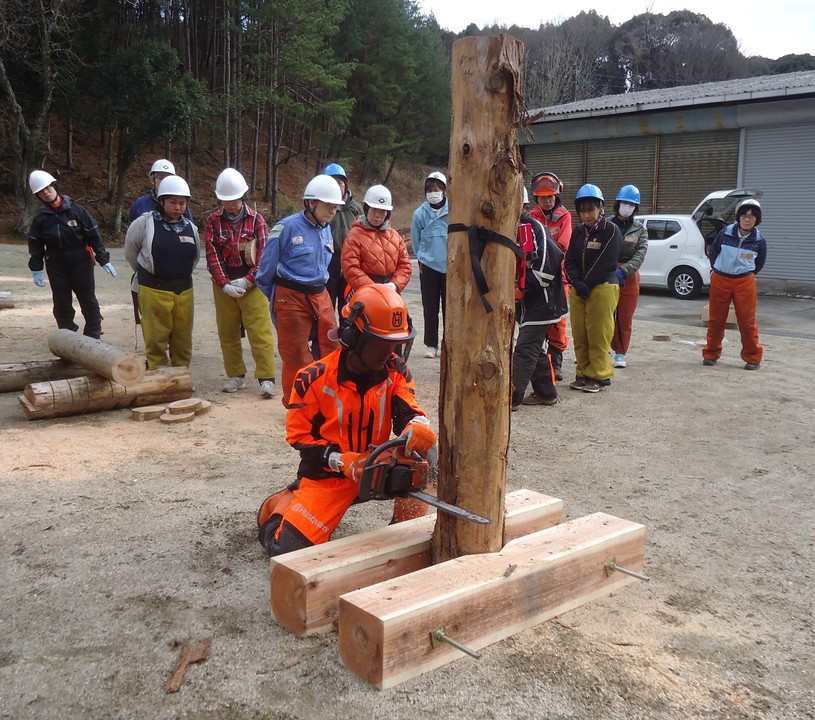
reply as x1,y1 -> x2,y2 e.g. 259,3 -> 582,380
521,71 -> 815,288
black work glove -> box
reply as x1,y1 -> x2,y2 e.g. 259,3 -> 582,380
573,280 -> 590,299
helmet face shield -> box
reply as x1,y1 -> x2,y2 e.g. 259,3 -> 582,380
531,172 -> 562,197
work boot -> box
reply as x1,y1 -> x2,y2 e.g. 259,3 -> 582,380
549,350 -> 563,381
523,392 -> 558,406
511,389 -> 525,412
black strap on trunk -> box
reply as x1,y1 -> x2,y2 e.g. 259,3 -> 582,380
448,222 -> 523,313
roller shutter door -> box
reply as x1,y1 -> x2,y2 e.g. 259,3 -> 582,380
742,124 -> 815,283
657,131 -> 739,213
586,137 -> 657,213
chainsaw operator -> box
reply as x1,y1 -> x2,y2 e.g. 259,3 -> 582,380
256,284 -> 437,557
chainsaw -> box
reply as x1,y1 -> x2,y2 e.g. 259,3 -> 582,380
357,437 -> 490,524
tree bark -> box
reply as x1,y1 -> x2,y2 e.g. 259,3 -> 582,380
0,360 -> 87,394
432,34 -> 526,563
47,329 -> 145,385
19,367 -> 193,421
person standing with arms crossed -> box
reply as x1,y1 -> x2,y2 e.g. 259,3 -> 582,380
27,170 -> 117,339
205,168 -> 277,397
255,175 -> 344,406
411,171 -> 449,358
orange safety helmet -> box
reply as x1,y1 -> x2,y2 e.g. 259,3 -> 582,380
530,172 -> 563,197
339,284 -> 416,350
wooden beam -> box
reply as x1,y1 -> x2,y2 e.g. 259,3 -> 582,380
18,367 -> 193,421
339,513 -> 646,690
0,359 -> 88,394
270,490 -> 563,637
48,329 -> 145,385
435,34 -> 527,560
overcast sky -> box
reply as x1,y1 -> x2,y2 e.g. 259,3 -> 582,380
416,1 -> 814,60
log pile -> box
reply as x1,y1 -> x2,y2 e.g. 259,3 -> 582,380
3,330 -> 196,421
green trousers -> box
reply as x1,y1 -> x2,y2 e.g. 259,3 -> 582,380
212,284 -> 276,380
569,282 -> 619,381
138,285 -> 194,369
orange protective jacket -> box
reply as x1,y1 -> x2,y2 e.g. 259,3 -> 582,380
340,217 -> 412,293
287,347 -> 425,481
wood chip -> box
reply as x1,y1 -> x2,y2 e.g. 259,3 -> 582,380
165,637 -> 212,693
131,405 -> 168,421
194,400 -> 212,416
160,411 -> 196,424
167,398 -> 204,414
652,335 -> 671,342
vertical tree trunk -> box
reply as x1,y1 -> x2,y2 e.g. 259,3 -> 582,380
431,34 -> 526,563
66,115 -> 74,169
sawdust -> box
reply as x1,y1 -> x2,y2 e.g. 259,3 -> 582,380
1,241 -> 813,719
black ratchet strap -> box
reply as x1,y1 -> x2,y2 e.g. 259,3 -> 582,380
448,223 -> 523,313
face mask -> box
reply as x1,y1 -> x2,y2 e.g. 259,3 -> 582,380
426,191 -> 444,205
618,203 -> 636,218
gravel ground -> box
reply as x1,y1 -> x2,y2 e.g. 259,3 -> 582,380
1,243 -> 813,719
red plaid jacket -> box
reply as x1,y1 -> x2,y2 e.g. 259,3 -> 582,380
205,204 -> 268,287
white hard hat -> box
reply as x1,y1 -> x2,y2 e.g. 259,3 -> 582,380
303,175 -> 343,205
523,187 -> 529,204
149,159 -> 176,177
363,184 -> 393,211
215,168 -> 249,201
157,175 -> 191,198
425,171 -> 447,188
29,170 -> 57,195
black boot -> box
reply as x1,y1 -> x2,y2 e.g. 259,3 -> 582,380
549,349 -> 563,381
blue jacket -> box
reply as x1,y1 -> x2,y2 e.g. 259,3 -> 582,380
410,200 -> 448,273
708,222 -> 767,278
256,210 -> 334,301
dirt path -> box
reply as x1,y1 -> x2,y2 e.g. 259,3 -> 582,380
1,243 -> 813,719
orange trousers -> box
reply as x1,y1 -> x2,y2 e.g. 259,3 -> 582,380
703,272 -> 763,365
612,270 -> 640,355
273,286 -> 338,407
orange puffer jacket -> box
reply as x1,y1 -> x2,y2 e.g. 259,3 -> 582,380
341,216 -> 413,293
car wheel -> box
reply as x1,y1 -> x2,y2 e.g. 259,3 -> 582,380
669,267 -> 702,299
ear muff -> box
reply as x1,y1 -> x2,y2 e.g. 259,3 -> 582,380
339,301 -> 364,350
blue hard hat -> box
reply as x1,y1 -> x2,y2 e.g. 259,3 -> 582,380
575,184 -> 604,204
616,185 -> 641,204
323,163 -> 347,181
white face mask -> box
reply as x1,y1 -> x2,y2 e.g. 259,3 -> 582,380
426,191 -> 444,205
618,202 -> 636,218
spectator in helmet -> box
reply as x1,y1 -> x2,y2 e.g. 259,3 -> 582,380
130,159 -> 193,223
256,284 -> 436,557
205,168 -> 278,397
563,184 -> 622,394
125,175 -> 200,369
341,184 -> 412,304
609,184 -> 648,369
27,170 -> 117,340
702,198 -> 767,370
411,171 -> 449,359
322,162 -> 363,314
529,171 -> 572,381
255,175 -> 344,406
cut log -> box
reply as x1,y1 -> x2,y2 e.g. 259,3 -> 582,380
194,400 -> 212,416
48,329 -> 145,386
167,398 -> 204,414
0,360 -> 88,394
270,490 -> 563,637
160,411 -> 196,424
131,405 -> 168,421
435,34 -> 527,561
19,367 -> 192,421
0,291 -> 13,309
339,513 -> 646,689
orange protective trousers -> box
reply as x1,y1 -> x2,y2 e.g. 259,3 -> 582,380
612,269 -> 640,355
703,272 -> 763,365
273,285 -> 338,407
